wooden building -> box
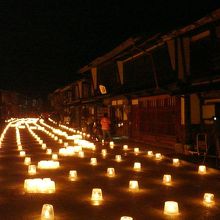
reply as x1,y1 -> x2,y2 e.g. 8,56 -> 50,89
50,9 -> 220,152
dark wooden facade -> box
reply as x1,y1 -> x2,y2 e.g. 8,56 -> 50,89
50,9 -> 220,151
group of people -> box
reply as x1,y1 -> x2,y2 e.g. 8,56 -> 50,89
86,113 -> 112,142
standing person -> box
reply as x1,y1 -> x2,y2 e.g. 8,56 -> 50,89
100,113 -> 111,142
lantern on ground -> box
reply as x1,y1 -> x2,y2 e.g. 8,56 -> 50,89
164,201 -> 179,215
198,165 -> 206,174
163,174 -> 172,185
107,168 -> 115,177
41,204 -> 54,220
203,193 -> 215,206
129,180 -> 139,191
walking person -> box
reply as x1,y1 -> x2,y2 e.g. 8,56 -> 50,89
100,113 -> 112,142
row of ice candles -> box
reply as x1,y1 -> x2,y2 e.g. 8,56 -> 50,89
40,190 -> 215,219
5,119 -> 214,218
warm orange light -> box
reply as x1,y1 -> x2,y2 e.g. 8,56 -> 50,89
123,145 -> 128,150
120,217 -> 133,220
115,155 -> 122,162
129,180 -> 139,191
133,162 -> 141,171
134,148 -> 139,154
173,158 -> 180,166
69,170 -> 77,180
198,165 -> 206,174
147,151 -> 153,157
24,157 -> 31,165
163,174 -> 172,185
28,165 -> 37,175
107,168 -> 115,177
203,193 -> 215,206
91,188 -> 103,205
41,204 -> 54,219
90,158 -> 97,165
155,153 -> 162,160
164,201 -> 179,215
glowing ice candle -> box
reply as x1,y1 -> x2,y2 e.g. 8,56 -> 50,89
102,139 -> 104,145
46,149 -> 52,155
64,142 -> 68,147
91,188 -> 103,202
69,170 -> 77,180
134,148 -> 139,154
58,139 -> 63,144
42,144 -> 47,149
52,154 -> 58,160
198,165 -> 206,174
147,151 -> 153,157
20,151 -> 26,157
38,160 -> 60,169
28,165 -> 37,175
101,149 -> 107,157
24,157 -> 31,165
107,168 -> 115,177
155,153 -> 162,160
133,162 -> 141,171
78,151 -> 84,158
120,217 -> 133,220
164,201 -> 179,215
203,193 -> 215,206
163,174 -> 172,184
41,204 -> 54,220
173,158 -> 180,166
90,158 -> 97,165
109,141 -> 114,149
123,145 -> 128,150
54,136 -> 58,141
115,155 -> 122,162
129,180 -> 139,191
39,140 -> 43,144
18,145 -> 23,150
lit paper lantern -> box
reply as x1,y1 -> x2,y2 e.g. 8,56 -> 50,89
129,180 -> 139,191
203,193 -> 215,206
133,162 -> 141,171
107,168 -> 115,177
198,165 -> 206,174
41,204 -> 54,220
164,201 -> 179,215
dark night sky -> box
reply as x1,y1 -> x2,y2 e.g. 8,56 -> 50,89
0,1 -> 220,98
